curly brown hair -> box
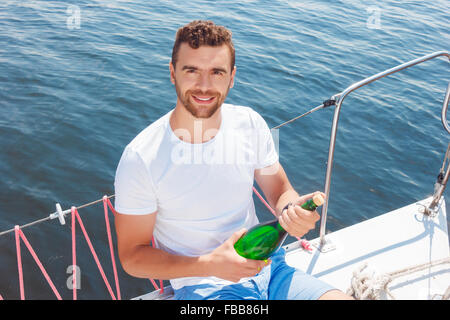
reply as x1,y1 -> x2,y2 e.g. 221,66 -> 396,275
171,20 -> 235,71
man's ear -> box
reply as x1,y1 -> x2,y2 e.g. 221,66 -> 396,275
229,66 -> 236,89
169,61 -> 176,85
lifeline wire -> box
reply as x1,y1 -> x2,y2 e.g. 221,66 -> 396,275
0,195 -> 115,237
0,99 -> 335,237
271,98 -> 335,130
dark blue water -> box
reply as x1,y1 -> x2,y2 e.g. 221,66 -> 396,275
0,0 -> 449,299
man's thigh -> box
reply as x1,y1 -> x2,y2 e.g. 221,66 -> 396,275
174,280 -> 266,300
268,249 -> 335,300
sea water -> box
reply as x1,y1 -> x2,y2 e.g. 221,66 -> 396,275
0,0 -> 448,299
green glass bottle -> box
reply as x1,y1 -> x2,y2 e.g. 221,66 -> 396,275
234,194 -> 325,260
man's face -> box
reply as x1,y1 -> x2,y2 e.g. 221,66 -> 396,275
170,43 -> 236,119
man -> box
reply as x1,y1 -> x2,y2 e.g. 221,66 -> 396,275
114,20 -> 352,300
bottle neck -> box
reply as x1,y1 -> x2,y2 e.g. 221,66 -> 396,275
276,221 -> 286,233
301,199 -> 318,211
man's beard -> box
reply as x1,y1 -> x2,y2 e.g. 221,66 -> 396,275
175,81 -> 231,119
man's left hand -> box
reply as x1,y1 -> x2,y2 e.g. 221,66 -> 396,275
277,191 -> 324,238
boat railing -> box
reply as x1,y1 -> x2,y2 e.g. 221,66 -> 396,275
316,50 -> 450,252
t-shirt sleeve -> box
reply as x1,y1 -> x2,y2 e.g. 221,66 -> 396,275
114,146 -> 158,215
253,111 -> 279,169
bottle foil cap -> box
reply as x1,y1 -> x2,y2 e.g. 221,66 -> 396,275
312,194 -> 325,206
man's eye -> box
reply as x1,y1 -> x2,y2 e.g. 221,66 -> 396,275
213,70 -> 223,76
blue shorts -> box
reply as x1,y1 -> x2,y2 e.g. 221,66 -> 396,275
174,248 -> 335,300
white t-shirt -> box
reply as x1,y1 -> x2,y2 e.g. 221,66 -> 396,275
114,103 -> 279,289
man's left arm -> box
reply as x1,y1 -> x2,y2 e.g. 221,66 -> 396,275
254,161 -> 323,238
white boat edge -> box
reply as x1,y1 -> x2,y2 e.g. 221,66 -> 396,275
133,196 -> 449,300
285,196 -> 449,300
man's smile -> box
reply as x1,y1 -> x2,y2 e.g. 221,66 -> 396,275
192,94 -> 217,105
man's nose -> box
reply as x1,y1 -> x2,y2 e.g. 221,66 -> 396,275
196,72 -> 213,92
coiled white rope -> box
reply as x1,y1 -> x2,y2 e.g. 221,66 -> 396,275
346,257 -> 450,300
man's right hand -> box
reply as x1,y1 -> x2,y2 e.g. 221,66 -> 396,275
203,228 -> 271,283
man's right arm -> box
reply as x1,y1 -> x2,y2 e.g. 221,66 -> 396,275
114,211 -> 269,282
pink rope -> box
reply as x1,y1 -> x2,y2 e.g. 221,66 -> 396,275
252,186 -> 276,215
15,226 -> 24,300
149,278 -> 160,291
71,206 -> 117,300
105,197 -> 118,215
71,206 -> 77,300
106,197 -> 164,294
14,226 -> 62,300
103,196 -> 121,300
252,187 -> 312,252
